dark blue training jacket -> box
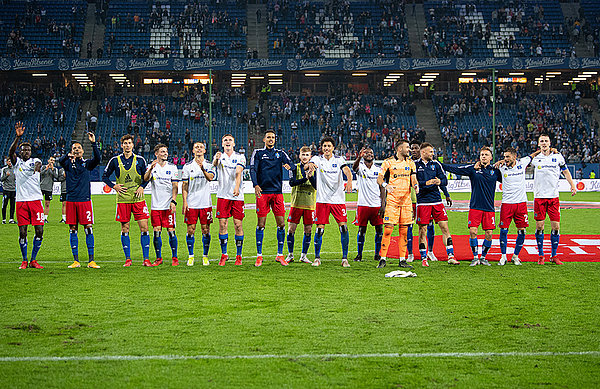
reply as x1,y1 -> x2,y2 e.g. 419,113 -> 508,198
58,142 -> 101,202
249,147 -> 295,194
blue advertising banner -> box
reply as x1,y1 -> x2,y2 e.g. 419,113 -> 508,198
1,57 -> 599,71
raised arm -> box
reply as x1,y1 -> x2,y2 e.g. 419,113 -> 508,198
352,149 -> 365,172
288,165 -> 308,187
441,162 -> 474,177
9,122 -> 25,165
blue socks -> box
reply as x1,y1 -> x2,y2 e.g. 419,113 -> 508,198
19,238 -> 27,261
287,232 -> 295,254
340,226 -> 349,259
419,243 -> 427,261
85,227 -> 94,262
302,232 -> 311,254
31,236 -> 42,261
514,230 -> 525,256
535,230 -> 544,257
375,229 -> 383,256
186,234 -> 195,256
427,222 -> 435,252
446,237 -> 454,257
168,231 -> 177,258
121,232 -> 131,259
314,228 -> 324,258
70,230 -> 79,261
153,231 -> 162,258
357,230 -> 365,256
219,234 -> 228,255
481,239 -> 492,259
235,235 -> 244,256
202,233 -> 210,256
469,237 -> 478,258
499,228 -> 508,255
551,230 -> 560,257
277,226 -> 285,255
140,231 -> 150,260
255,227 -> 264,255
406,224 -> 413,255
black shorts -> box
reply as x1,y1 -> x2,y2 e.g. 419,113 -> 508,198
42,190 -> 53,201
60,193 -> 67,202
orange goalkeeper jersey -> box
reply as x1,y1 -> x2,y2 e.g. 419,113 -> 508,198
381,156 -> 415,207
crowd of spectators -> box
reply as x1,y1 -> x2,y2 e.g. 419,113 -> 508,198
4,3 -> 84,58
268,0 -> 410,59
437,84 -> 600,164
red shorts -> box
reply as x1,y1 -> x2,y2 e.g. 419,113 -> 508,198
16,200 -> 44,226
534,198 -> 560,222
66,201 -> 94,226
216,198 -> 245,220
116,201 -> 150,223
354,206 -> 383,227
314,202 -> 347,225
416,203 -> 448,225
256,193 -> 285,217
287,207 -> 314,225
185,207 -> 213,225
499,202 -> 529,229
468,209 -> 496,230
151,209 -> 176,228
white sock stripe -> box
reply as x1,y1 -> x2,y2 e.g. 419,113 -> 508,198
0,351 -> 598,362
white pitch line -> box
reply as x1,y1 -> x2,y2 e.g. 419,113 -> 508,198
0,351 -> 598,362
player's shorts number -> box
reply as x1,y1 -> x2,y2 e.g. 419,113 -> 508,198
143,206 -> 149,214
86,211 -> 92,221
168,214 -> 174,224
207,211 -> 212,221
36,212 -> 43,222
491,217 -> 495,225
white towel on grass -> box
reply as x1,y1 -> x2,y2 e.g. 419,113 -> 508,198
385,270 -> 417,278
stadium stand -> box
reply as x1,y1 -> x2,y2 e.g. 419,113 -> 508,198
0,86 -> 79,162
267,0 -> 410,59
422,0 -> 572,57
96,88 -> 248,163
434,86 -> 599,164
104,0 -> 247,59
0,0 -> 86,58
267,91 -> 421,160
580,0 -> 600,57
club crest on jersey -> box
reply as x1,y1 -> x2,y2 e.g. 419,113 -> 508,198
552,158 -> 557,162
166,171 -> 171,175
275,152 -> 280,158
405,166 -> 410,170
232,159 -> 237,164
332,164 -> 337,167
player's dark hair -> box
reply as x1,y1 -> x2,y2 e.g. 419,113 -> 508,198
154,143 -> 167,153
409,139 -> 421,147
420,142 -> 434,150
264,129 -> 276,137
120,134 -> 134,143
538,133 -> 552,141
504,147 -> 517,155
479,146 -> 492,154
193,141 -> 206,148
320,136 -> 336,148
19,142 -> 32,149
71,141 -> 82,149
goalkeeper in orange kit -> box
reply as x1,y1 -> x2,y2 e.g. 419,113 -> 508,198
376,139 -> 419,268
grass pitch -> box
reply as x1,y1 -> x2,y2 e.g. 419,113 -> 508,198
0,192 -> 599,388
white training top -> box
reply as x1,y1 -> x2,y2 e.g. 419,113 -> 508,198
181,159 -> 215,209
310,154 -> 347,204
216,151 -> 246,201
531,152 -> 566,199
15,157 -> 43,202
147,162 -> 179,210
356,160 -> 381,208
499,156 -> 531,204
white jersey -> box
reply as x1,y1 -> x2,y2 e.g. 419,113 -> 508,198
531,152 -> 566,199
311,154 -> 347,204
499,156 -> 530,204
181,159 -> 215,209
356,161 -> 381,207
15,157 -> 43,202
216,151 -> 246,201
147,162 -> 179,210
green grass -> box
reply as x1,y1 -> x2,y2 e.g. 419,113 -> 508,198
0,193 -> 599,388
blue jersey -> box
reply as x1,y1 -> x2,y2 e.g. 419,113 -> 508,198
249,147 -> 295,194
58,142 -> 101,202
102,153 -> 148,189
442,163 -> 502,212
415,159 -> 448,204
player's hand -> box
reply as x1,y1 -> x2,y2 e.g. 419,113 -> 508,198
445,196 -> 453,207
414,184 -> 419,195
134,187 -> 145,199
113,184 -> 127,194
213,151 -> 222,165
378,202 -> 386,218
345,181 -> 353,193
359,148 -> 366,158
150,159 -> 158,170
88,132 -> 95,143
493,160 -> 505,169
233,187 -> 240,197
34,162 -> 41,172
474,161 -> 482,170
15,121 -> 24,137
283,163 -> 291,170
551,147 -> 558,154
170,202 -> 176,213
571,185 -> 577,196
254,185 -> 262,198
